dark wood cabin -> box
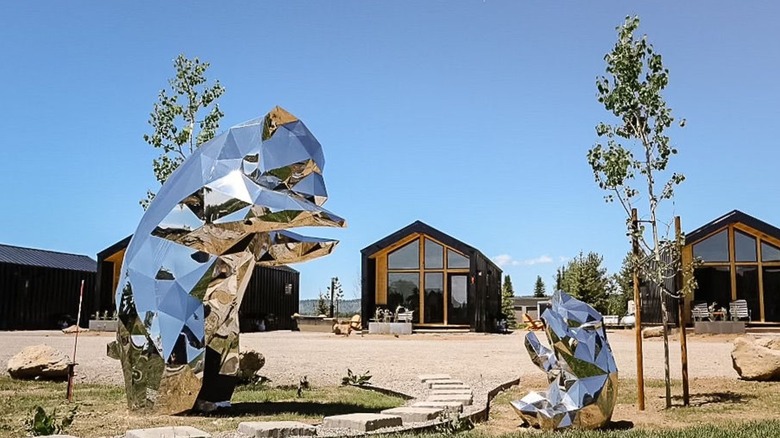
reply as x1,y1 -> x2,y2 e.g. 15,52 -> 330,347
0,243 -> 96,330
682,210 -> 780,324
361,221 -> 502,332
96,237 -> 301,331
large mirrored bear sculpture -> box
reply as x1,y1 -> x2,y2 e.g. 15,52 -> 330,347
115,107 -> 345,413
511,291 -> 618,429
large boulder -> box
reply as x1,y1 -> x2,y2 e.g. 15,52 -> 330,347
642,326 -> 665,338
731,335 -> 780,380
7,345 -> 70,380
237,348 -> 265,382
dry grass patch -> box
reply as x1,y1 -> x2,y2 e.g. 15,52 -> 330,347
480,376 -> 780,434
0,377 -> 404,437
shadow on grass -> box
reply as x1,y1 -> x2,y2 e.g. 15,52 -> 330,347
187,401 -> 386,418
673,391 -> 756,407
603,420 -> 634,430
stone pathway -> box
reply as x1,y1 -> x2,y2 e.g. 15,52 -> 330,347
85,374 -> 484,437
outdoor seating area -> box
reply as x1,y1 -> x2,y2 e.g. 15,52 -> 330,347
692,299 -> 752,322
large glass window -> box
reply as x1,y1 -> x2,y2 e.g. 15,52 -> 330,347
735,231 -> 757,262
388,240 -> 419,269
383,236 -> 471,324
387,273 -> 419,317
693,230 -> 729,262
762,242 -> 780,263
735,267 -> 760,320
762,267 -> 780,322
447,249 -> 469,269
425,240 -> 444,269
693,266 -> 731,310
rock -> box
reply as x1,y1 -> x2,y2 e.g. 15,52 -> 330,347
61,325 -> 89,334
238,349 -> 266,382
7,345 -> 70,380
731,335 -> 780,381
125,426 -> 211,438
642,326 -> 666,338
238,421 -> 316,437
321,413 -> 402,432
332,322 -> 352,335
381,407 -> 444,422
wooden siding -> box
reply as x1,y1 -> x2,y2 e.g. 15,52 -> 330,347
0,262 -> 95,330
240,266 -> 300,331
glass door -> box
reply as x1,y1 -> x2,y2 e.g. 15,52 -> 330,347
448,274 -> 468,325
424,273 -> 444,324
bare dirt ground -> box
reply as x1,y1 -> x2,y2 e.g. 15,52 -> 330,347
0,328 -> 742,404
3,328 -> 774,436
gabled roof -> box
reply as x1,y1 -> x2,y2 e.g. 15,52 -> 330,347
0,243 -> 97,272
686,210 -> 780,244
361,220 -> 479,258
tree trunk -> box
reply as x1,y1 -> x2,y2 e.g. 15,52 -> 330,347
660,294 -> 672,408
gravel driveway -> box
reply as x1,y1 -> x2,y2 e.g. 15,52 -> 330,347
0,329 -> 739,407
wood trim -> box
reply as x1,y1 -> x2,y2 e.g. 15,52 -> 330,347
758,242 -> 766,322
729,225 -> 737,301
368,233 -> 421,259
419,238 -> 424,323
733,222 -> 780,248
687,225 -> 728,247
375,253 -> 387,305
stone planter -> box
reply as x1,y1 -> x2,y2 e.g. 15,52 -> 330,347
88,319 -> 118,332
694,321 -> 745,334
292,315 -> 336,333
368,322 -> 412,335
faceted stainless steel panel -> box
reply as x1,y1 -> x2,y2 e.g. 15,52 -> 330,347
115,107 -> 345,413
511,291 -> 618,430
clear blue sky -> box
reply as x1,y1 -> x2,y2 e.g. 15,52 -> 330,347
1,1 -> 778,299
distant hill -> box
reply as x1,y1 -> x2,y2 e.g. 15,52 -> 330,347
298,298 -> 361,316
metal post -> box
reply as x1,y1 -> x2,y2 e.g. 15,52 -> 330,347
632,208 -> 645,410
329,277 -> 335,318
67,280 -> 85,402
675,216 -> 690,406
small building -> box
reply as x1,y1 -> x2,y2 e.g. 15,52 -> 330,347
360,221 -> 502,332
0,243 -> 96,330
683,210 -> 780,323
511,296 -> 551,321
96,237 -> 301,331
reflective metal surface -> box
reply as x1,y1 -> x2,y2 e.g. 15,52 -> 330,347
511,291 -> 618,429
115,107 -> 345,413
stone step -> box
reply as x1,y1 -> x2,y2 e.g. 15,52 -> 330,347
411,401 -> 463,413
427,379 -> 464,388
238,421 -> 316,437
126,426 -> 211,438
427,394 -> 473,406
381,406 -> 444,423
418,374 -> 452,382
429,383 -> 469,390
321,413 -> 402,432
430,388 -> 473,395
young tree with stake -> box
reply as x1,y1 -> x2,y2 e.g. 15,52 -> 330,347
587,16 -> 696,409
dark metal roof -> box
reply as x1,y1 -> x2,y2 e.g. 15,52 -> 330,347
360,220 -> 501,272
686,210 -> 780,245
97,235 -> 132,259
0,243 -> 97,272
